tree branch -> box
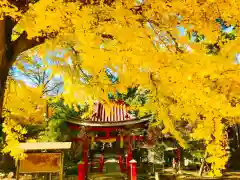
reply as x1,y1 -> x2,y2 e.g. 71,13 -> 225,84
166,31 -> 184,54
44,82 -> 63,94
7,0 -> 31,13
11,31 -> 47,65
21,72 -> 41,86
44,78 -> 52,90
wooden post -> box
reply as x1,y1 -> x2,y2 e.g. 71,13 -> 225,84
59,152 -> 64,180
155,172 -> 159,180
78,161 -> 85,180
49,173 -> 52,180
16,160 -> 19,180
130,159 -> 137,180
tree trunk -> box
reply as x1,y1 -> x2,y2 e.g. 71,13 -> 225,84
0,17 -> 16,171
235,124 -> 240,148
199,150 -> 208,176
0,68 -> 9,124
0,67 -> 9,141
0,68 -> 14,173
0,15 -> 14,123
0,14 -> 46,171
0,16 -> 14,118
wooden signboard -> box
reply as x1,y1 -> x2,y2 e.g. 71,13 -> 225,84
16,142 -> 72,180
18,153 -> 62,173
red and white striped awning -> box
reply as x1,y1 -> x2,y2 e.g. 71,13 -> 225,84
90,102 -> 135,122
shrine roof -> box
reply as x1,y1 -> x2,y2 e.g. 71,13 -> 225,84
66,102 -> 151,127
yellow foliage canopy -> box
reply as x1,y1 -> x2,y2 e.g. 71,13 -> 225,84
2,0 -> 240,175
4,79 -> 46,125
2,79 -> 46,159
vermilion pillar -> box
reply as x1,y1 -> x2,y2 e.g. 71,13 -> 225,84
128,136 -> 133,163
119,155 -> 124,173
78,161 -> 85,180
83,138 -> 89,174
130,159 -> 137,180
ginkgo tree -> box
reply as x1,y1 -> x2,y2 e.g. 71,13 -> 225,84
2,0 -> 240,176
1,55 -> 65,161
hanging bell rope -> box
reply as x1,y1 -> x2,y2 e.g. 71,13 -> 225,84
120,135 -> 123,148
91,136 -> 95,149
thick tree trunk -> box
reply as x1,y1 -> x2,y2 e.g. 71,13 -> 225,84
0,14 -> 46,171
0,67 -> 9,141
0,17 -> 16,171
0,68 -> 9,124
0,67 -> 13,172
0,16 -> 13,125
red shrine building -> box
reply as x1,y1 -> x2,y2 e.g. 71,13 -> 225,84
66,101 -> 152,174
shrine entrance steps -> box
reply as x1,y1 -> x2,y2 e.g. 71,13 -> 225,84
88,172 -> 126,180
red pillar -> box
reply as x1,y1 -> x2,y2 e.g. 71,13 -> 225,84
83,138 -> 89,174
119,155 -> 124,173
99,154 -> 104,173
128,150 -> 132,167
125,154 -> 129,172
126,135 -> 133,175
83,150 -> 88,173
126,149 -> 132,172
78,161 -> 85,180
130,159 -> 137,180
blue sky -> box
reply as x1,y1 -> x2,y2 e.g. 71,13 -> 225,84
13,51 -> 64,91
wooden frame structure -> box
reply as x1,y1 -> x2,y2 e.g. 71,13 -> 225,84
66,102 -> 152,176
16,142 -> 72,180
69,125 -> 148,173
